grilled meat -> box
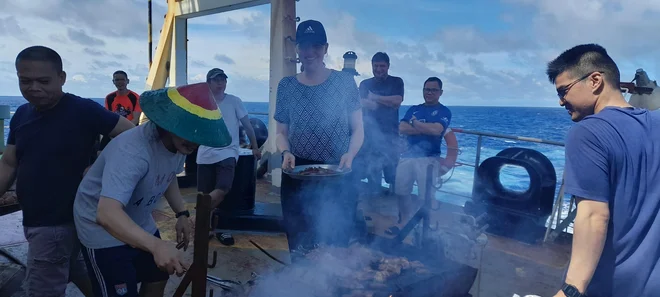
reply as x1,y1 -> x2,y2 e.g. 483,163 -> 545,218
0,193 -> 17,206
299,167 -> 339,176
248,244 -> 428,297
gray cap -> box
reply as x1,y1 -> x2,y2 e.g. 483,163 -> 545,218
206,68 -> 228,80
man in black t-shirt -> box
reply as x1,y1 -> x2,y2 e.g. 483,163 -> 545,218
0,46 -> 134,297
357,52 -> 404,196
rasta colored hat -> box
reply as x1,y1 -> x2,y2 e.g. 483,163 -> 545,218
139,83 -> 231,147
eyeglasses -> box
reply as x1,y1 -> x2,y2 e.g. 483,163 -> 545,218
423,88 -> 441,93
556,72 -> 602,99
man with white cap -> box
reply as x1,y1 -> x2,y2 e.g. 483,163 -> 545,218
196,68 -> 261,245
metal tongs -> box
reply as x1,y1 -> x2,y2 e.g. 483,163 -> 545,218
206,275 -> 245,295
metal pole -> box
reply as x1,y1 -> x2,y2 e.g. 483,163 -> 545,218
421,164 -> 434,246
148,0 -> 153,68
470,135 -> 483,198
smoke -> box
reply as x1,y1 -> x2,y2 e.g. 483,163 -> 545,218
249,61 -> 477,297
246,167 -> 478,297
247,245 -> 377,297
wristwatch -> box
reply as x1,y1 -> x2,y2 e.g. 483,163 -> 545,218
175,210 -> 190,219
282,150 -> 291,156
562,283 -> 585,297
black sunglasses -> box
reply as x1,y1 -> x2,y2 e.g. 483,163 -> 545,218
556,71 -> 602,99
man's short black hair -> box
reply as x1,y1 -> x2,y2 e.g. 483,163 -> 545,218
15,45 -> 64,73
424,77 -> 443,89
546,43 -> 620,89
372,52 -> 390,64
113,70 -> 128,78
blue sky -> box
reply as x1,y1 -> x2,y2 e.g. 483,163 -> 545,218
0,0 -> 658,107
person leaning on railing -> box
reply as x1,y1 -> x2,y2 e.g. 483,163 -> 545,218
386,76 -> 452,236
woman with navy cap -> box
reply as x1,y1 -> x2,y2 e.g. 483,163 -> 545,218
274,19 -> 365,253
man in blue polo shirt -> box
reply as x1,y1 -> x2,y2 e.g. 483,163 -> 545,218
388,77 -> 451,234
547,44 -> 660,297
0,46 -> 134,297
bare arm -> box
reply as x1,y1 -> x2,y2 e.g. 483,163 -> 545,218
374,94 -> 403,108
399,121 -> 420,135
564,198 -> 609,292
0,145 -> 17,196
108,116 -> 135,138
96,198 -> 161,253
276,122 -> 291,152
346,109 -> 364,157
413,121 -> 446,136
360,98 -> 378,110
240,116 -> 259,150
131,112 -> 141,126
163,178 -> 186,214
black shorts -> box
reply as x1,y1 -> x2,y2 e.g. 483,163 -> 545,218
81,230 -> 169,297
197,157 -> 237,193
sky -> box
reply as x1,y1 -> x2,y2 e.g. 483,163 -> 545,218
0,0 -> 659,107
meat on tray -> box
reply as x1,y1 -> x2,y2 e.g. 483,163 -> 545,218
0,193 -> 18,207
298,166 -> 339,176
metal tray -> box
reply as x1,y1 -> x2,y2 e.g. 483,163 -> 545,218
282,164 -> 351,180
0,203 -> 21,217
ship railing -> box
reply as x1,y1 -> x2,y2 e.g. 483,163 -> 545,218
447,128 -> 573,242
247,112 -> 574,243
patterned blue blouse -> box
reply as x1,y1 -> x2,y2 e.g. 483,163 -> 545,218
274,70 -> 361,163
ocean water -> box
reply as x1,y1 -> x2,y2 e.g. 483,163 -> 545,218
0,96 -> 574,220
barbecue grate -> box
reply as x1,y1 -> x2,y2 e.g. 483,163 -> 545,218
244,242 -> 477,297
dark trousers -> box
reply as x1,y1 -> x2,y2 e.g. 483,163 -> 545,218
280,156 -> 359,252
354,147 -> 399,192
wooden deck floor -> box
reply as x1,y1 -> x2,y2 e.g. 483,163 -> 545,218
0,178 -> 570,297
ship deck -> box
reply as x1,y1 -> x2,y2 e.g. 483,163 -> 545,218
0,178 -> 570,297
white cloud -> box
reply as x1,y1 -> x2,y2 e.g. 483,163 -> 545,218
0,16 -> 31,41
71,74 -> 87,83
0,0 -> 658,107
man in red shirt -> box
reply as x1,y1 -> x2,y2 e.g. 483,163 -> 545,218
99,70 -> 142,151
105,70 -> 141,125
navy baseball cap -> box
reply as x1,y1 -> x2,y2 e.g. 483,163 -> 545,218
296,20 -> 327,45
206,68 -> 228,80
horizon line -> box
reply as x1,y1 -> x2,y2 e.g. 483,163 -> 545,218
0,95 -> 563,109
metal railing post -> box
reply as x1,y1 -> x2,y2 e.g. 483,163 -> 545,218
0,105 -> 10,153
471,135 -> 483,198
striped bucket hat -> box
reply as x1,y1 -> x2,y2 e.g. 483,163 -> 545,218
139,83 -> 231,147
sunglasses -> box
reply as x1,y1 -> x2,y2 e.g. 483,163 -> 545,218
556,72 -> 602,99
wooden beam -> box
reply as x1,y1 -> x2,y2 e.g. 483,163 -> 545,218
145,11 -> 174,91
173,0 -> 270,19
265,0 -> 297,188
170,17 -> 188,86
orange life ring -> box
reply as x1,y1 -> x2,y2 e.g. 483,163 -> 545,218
441,128 -> 459,170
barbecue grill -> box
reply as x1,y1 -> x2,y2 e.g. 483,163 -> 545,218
280,163 -> 359,253
244,241 -> 477,297
0,192 -> 19,217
